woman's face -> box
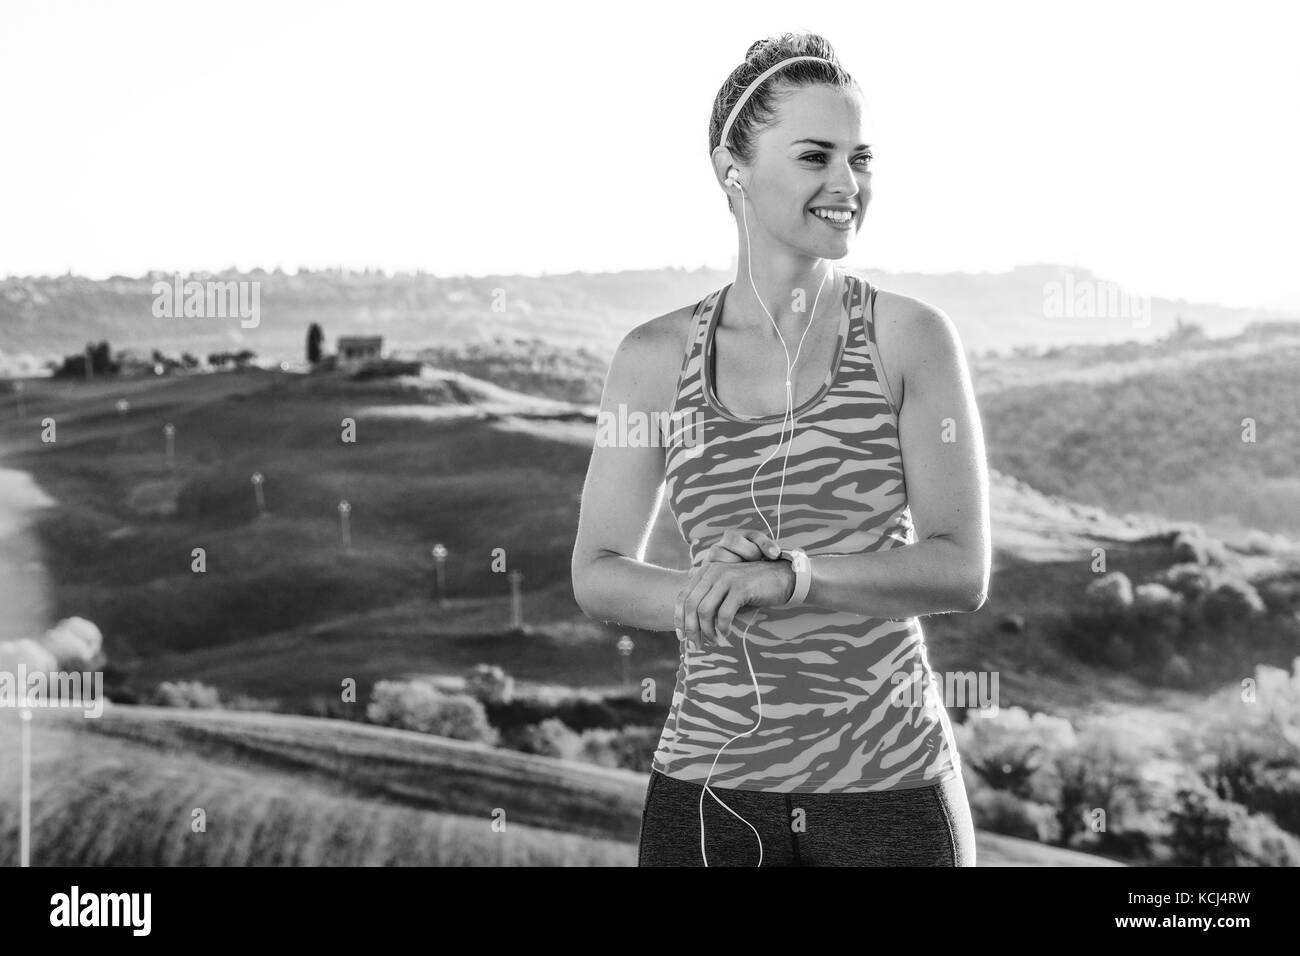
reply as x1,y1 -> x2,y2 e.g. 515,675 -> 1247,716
735,84 -> 872,259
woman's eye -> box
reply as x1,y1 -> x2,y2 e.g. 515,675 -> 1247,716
801,152 -> 873,168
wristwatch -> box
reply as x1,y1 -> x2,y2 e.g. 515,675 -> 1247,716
776,548 -> 812,607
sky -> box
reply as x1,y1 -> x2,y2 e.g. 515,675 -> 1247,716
1,0 -> 1297,311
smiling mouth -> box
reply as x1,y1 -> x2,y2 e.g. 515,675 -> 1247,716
809,207 -> 856,226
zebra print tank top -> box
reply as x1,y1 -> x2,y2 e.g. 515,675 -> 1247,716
652,266 -> 964,794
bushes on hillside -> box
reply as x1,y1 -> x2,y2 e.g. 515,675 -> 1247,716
500,717 -> 660,772
1174,659 -> 1300,834
955,707 -> 1159,857
366,679 -> 499,745
1062,559 -> 1291,686
964,781 -> 1057,842
573,725 -> 661,772
463,663 -> 515,705
506,717 -> 584,761
954,706 -> 1076,800
954,657 -> 1300,864
151,680 -> 221,708
1168,785 -> 1300,866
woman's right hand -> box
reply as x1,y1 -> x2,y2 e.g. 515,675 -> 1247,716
679,529 -> 784,648
692,528 -> 782,567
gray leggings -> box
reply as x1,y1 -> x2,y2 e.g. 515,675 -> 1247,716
637,768 -> 977,867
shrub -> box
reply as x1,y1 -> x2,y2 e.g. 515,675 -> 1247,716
1170,526 -> 1232,567
1201,576 -> 1267,627
41,616 -> 105,668
1153,563 -> 1216,602
301,694 -> 366,722
1167,785 -> 1300,866
1167,787 -> 1237,866
504,717 -> 583,760
1084,571 -> 1133,614
1171,531 -> 1209,565
1257,575 -> 1300,616
151,680 -> 221,708
952,706 -> 1077,800
464,663 -> 515,705
1173,658 -> 1300,839
500,720 -> 661,772
577,725 -> 662,772
1132,582 -> 1184,622
968,787 -> 1058,842
1241,765 -> 1300,837
1047,721 -> 1151,849
366,679 -> 499,744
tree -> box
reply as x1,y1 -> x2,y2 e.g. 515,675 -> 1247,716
307,322 -> 324,364
91,340 -> 113,375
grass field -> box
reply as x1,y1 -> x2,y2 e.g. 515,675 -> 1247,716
0,705 -> 1122,866
2,370 -> 621,705
0,706 -> 635,866
6,368 -> 1271,717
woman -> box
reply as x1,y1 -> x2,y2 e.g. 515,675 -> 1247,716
571,32 -> 991,866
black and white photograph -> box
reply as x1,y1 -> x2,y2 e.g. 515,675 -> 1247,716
0,0 -> 1297,932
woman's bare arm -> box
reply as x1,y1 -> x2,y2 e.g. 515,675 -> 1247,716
571,309 -> 693,632
802,296 -> 992,619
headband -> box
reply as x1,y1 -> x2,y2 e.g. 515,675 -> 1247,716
718,55 -> 835,152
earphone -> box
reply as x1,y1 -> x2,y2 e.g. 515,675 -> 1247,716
682,162 -> 835,867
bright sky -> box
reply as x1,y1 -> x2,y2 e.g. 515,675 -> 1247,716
2,0 -> 1297,310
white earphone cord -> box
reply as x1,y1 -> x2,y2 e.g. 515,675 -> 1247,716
688,168 -> 835,867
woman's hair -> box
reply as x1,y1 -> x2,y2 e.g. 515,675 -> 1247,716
709,33 -> 858,213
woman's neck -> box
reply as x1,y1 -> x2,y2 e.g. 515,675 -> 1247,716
727,257 -> 839,336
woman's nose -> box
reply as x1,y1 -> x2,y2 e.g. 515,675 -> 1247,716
828,161 -> 859,195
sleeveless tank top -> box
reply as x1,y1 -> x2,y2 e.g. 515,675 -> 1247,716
653,266 -> 964,794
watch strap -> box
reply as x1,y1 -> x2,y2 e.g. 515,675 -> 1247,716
777,548 -> 812,607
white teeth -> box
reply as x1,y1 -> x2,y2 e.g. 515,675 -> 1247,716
812,208 -> 853,222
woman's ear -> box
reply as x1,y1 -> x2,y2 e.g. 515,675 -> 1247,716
711,145 -> 736,190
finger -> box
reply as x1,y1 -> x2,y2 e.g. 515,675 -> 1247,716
681,566 -> 715,650
716,585 -> 750,642
677,564 -> 706,645
720,529 -> 770,562
703,544 -> 744,564
746,530 -> 783,560
694,575 -> 732,646
677,573 -> 696,649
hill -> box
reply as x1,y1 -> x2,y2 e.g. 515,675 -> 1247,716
0,705 -> 1122,866
1,363 -> 1297,714
2,264 -> 1293,372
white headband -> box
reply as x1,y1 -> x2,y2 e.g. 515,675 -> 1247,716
718,55 -> 834,152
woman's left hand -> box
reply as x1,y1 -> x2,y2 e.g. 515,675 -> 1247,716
675,553 -> 794,651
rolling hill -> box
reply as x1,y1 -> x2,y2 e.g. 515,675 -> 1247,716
3,264 -> 1293,374
0,705 -> 1122,866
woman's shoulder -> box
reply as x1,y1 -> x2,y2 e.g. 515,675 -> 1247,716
607,297 -> 707,412
866,283 -> 962,411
